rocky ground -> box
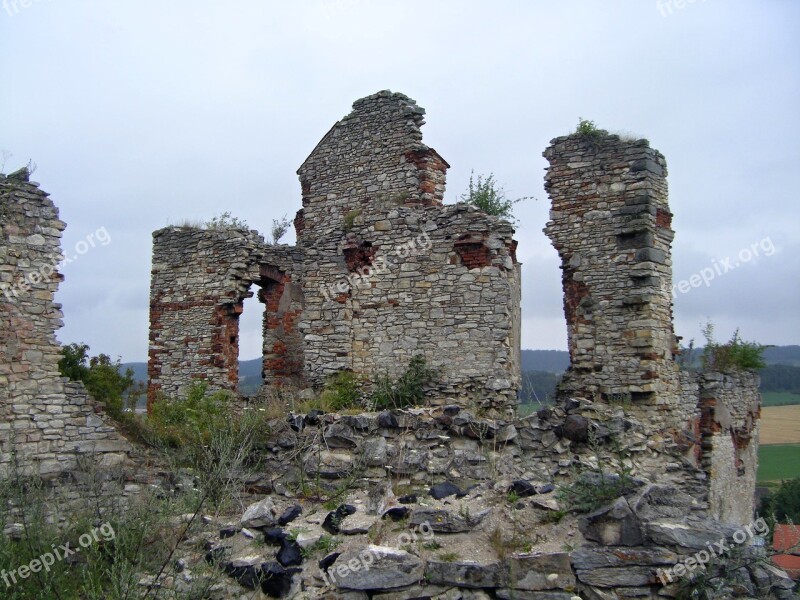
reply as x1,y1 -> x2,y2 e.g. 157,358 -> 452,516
135,472 -> 796,600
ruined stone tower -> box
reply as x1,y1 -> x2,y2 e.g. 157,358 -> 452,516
0,168 -> 130,477
148,91 -> 521,413
544,131 -> 760,524
544,132 -> 680,406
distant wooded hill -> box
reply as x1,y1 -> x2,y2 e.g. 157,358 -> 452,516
122,345 -> 800,401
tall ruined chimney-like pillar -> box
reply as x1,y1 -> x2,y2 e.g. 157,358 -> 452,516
544,132 -> 679,402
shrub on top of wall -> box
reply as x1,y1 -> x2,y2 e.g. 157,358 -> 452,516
701,322 -> 767,372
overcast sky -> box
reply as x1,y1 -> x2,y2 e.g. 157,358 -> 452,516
2,0 -> 798,363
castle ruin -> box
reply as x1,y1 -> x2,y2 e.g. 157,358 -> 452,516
0,92 -> 790,598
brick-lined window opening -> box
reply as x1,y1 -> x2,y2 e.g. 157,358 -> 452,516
258,267 -> 305,388
238,283 -> 267,390
453,234 -> 491,269
343,240 -> 376,272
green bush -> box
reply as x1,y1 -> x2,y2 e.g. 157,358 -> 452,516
759,478 -> 800,529
701,323 -> 767,372
204,211 -> 249,230
371,355 -> 438,411
149,380 -> 233,447
319,371 -> 362,411
575,117 -> 601,137
58,343 -> 140,419
459,171 -> 530,223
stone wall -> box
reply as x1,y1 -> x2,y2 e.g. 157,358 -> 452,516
148,91 -> 521,411
698,371 -> 761,524
0,168 -> 131,477
181,401 -> 792,599
297,92 -> 519,408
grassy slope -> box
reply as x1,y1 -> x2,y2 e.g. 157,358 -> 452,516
758,444 -> 800,483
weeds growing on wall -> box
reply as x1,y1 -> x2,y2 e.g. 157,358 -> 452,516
370,355 -> 438,410
343,209 -> 361,231
204,211 -> 249,231
557,433 -> 637,513
575,117 -> 601,138
701,322 -> 767,372
270,214 -> 291,244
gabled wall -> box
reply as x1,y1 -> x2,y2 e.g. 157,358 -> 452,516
296,92 -> 520,410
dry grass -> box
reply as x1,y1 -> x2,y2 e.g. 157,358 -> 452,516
760,405 -> 800,445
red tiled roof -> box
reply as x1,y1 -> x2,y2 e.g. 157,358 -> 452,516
773,524 -> 800,554
772,554 -> 800,580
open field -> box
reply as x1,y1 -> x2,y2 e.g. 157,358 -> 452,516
758,444 -> 800,484
759,405 -> 800,445
761,391 -> 800,407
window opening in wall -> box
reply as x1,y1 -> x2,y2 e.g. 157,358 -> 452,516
238,283 -> 265,395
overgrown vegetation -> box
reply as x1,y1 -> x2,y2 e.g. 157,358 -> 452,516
204,211 -> 249,230
148,381 -> 233,446
319,371 -> 362,411
459,171 -> 530,224
557,435 -> 637,513
759,478 -> 800,533
58,343 -> 142,419
60,349 -> 277,495
700,322 -> 767,372
0,408 -> 254,599
370,355 -> 438,411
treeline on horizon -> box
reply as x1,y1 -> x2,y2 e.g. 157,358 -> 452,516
517,346 -> 800,404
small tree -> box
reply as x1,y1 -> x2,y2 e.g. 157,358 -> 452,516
460,171 -> 530,224
270,214 -> 291,244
